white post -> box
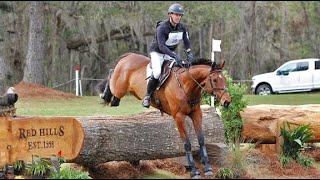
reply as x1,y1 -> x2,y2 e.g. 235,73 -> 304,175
211,39 -> 222,107
75,65 -> 81,96
79,78 -> 82,96
75,69 -> 79,96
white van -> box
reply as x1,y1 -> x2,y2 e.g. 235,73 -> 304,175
251,58 -> 320,95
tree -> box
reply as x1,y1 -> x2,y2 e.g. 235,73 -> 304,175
0,55 -> 10,93
23,2 -> 46,85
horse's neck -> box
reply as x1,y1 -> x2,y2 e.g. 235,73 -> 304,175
180,65 -> 210,93
189,65 -> 211,78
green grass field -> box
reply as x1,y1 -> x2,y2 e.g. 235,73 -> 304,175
245,91 -> 320,105
15,92 -> 320,116
16,96 -> 146,116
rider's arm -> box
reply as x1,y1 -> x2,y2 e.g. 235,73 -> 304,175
156,26 -> 177,58
183,26 -> 191,51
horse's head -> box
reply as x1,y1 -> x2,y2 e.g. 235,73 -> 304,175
202,61 -> 231,108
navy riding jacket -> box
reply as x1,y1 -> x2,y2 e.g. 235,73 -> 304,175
149,19 -> 191,58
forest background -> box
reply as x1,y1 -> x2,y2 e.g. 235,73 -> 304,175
0,1 -> 319,95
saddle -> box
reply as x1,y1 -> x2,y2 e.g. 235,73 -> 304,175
149,60 -> 175,90
148,60 -> 175,116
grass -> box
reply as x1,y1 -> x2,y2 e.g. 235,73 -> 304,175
16,95 -> 146,116
15,91 -> 320,116
244,91 -> 320,106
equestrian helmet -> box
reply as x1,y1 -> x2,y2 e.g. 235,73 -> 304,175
168,3 -> 184,15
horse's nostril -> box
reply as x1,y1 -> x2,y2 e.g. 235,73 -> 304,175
223,101 -> 230,108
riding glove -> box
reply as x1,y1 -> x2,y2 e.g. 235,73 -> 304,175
186,51 -> 194,64
173,54 -> 183,66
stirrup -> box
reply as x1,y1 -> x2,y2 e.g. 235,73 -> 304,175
142,96 -> 151,108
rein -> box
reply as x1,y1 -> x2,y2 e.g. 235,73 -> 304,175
173,66 -> 227,107
186,69 -> 207,92
185,68 -> 226,93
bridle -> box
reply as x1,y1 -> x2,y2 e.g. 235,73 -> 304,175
185,68 -> 228,98
207,71 -> 228,99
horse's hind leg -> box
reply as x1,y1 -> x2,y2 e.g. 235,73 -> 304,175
190,107 -> 213,176
174,112 -> 200,178
104,80 -> 113,104
102,80 -> 120,106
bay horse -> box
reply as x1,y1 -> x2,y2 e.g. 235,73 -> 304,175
98,52 -> 231,178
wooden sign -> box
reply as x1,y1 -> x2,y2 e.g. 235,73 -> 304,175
0,117 -> 84,167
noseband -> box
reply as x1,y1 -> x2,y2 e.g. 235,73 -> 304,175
207,73 -> 228,99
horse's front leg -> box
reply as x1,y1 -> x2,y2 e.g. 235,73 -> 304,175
189,106 -> 213,176
174,112 -> 200,178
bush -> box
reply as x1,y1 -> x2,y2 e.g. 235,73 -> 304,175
280,154 -> 291,167
49,167 -> 92,179
280,122 -> 313,159
229,142 -> 249,176
218,71 -> 248,144
296,154 -> 314,168
13,160 -> 25,175
280,122 -> 314,167
25,156 -> 52,177
201,92 -> 211,105
215,167 -> 234,179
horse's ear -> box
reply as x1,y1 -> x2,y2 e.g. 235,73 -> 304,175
220,60 -> 225,69
211,62 -> 217,71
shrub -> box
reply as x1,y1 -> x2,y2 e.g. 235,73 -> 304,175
218,71 -> 248,144
280,122 -> 313,159
296,154 -> 314,168
215,167 -> 234,179
13,160 -> 25,174
279,154 -> 291,167
201,71 -> 248,143
229,142 -> 249,176
49,167 -> 92,179
280,122 -> 314,167
25,156 -> 52,177
201,92 -> 211,105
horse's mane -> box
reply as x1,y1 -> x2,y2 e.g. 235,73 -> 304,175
191,58 -> 212,66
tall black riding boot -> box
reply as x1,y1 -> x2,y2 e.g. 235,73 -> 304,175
142,77 -> 158,108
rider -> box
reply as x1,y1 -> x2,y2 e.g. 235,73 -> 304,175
142,3 -> 194,108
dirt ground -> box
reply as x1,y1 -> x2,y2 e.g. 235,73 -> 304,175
13,81 -> 78,99
12,81 -> 320,179
83,146 -> 320,179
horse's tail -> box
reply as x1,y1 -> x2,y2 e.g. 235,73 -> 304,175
97,78 -> 113,105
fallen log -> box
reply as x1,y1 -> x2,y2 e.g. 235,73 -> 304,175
72,106 -> 225,167
240,104 -> 320,145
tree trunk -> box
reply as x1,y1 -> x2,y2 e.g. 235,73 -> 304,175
249,1 -> 256,78
280,1 -> 289,62
0,56 -> 10,93
72,106 -> 225,167
23,2 -> 46,85
240,105 -> 320,144
199,28 -> 204,58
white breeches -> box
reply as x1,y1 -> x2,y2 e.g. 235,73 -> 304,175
147,51 -> 173,79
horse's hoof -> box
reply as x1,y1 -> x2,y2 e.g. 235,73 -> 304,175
191,174 -> 201,179
142,103 -> 150,108
142,97 -> 151,108
191,170 -> 201,179
204,170 -> 213,176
